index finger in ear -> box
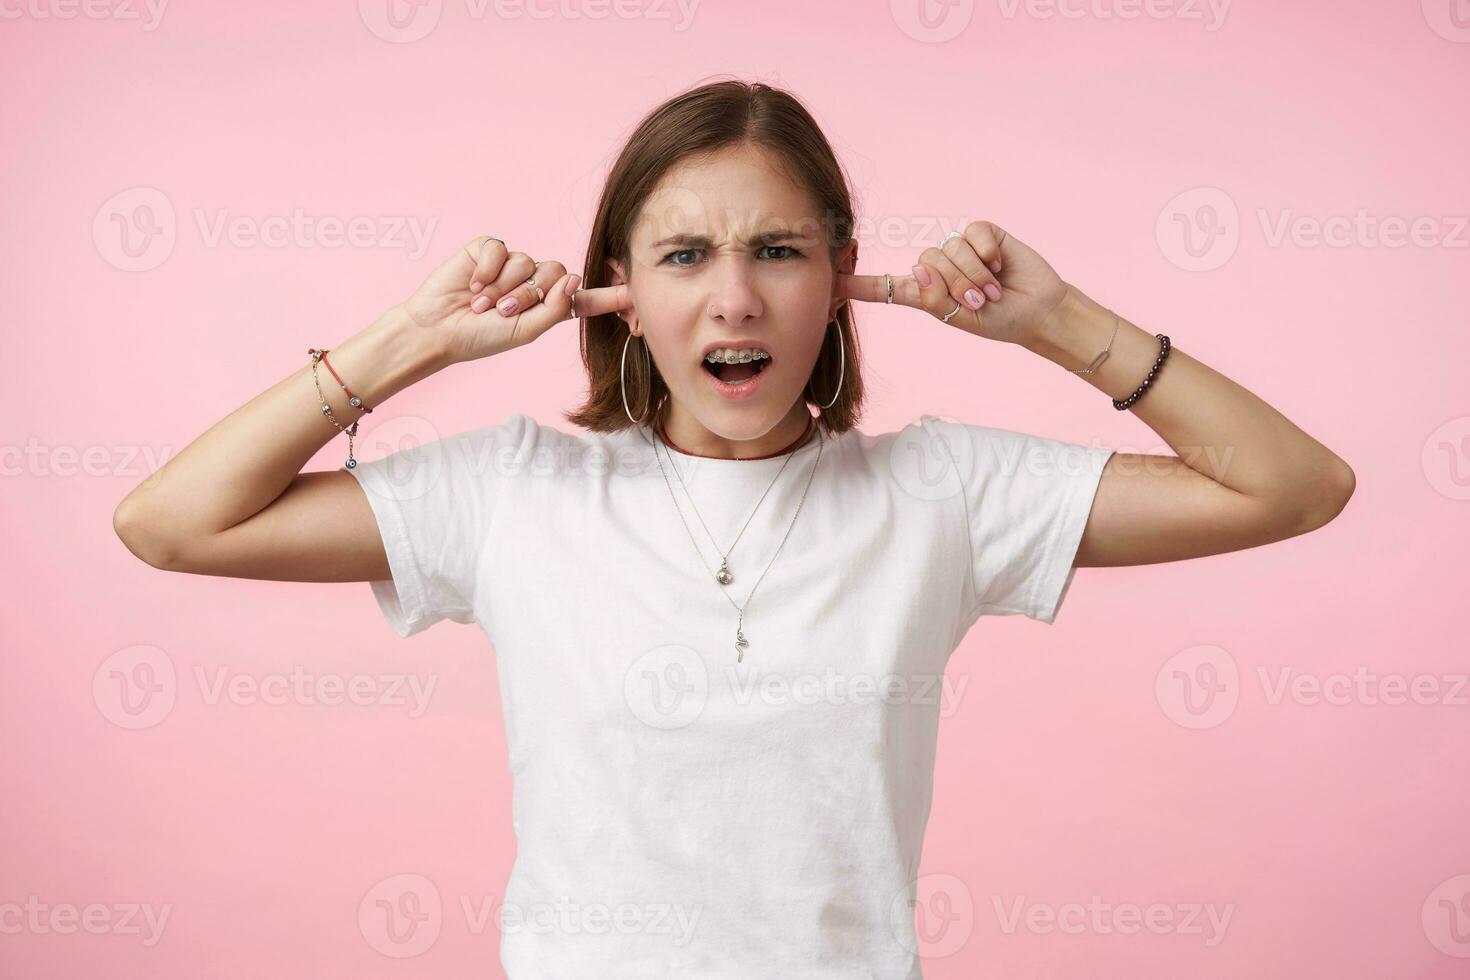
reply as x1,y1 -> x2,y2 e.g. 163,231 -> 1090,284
835,272 -> 924,309
567,282 -> 633,319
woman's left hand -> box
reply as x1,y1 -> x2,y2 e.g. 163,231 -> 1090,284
836,219 -> 1070,347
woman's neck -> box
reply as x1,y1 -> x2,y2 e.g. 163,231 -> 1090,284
656,404 -> 815,460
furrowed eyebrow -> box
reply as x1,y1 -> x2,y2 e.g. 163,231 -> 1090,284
650,230 -> 811,249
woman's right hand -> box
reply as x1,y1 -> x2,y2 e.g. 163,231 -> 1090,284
397,235 -> 632,365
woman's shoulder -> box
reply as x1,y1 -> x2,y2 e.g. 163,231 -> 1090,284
848,413 -> 1112,485
477,412 -> 637,450
450,412 -> 653,475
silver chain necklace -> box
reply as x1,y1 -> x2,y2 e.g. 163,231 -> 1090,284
648,418 -> 825,662
655,414 -> 813,585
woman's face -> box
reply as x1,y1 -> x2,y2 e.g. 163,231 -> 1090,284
609,143 -> 857,448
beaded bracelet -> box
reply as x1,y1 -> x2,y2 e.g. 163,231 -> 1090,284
1112,334 -> 1171,411
307,347 -> 372,469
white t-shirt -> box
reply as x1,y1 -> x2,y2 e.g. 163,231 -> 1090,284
345,412 -> 1113,979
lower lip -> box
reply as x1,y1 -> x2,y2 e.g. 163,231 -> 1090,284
703,361 -> 770,400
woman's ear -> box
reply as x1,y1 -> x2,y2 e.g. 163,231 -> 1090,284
605,259 -> 641,335
829,239 -> 858,320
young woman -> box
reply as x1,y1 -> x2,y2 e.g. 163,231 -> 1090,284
113,80 -> 1353,978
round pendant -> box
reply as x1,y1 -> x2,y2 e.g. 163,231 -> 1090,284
716,561 -> 732,585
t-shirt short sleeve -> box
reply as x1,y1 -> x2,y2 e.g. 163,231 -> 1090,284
919,415 -> 1114,626
343,413 -> 530,638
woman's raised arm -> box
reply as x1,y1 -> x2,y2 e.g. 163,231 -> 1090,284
840,218 -> 1355,568
110,237 -> 613,583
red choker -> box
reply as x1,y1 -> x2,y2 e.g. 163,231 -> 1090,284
656,415 -> 815,461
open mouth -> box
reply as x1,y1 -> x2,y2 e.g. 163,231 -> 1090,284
701,349 -> 772,385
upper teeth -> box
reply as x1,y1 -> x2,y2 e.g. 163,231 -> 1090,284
704,348 -> 771,364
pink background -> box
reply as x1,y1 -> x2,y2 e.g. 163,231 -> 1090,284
3,1 -> 1468,977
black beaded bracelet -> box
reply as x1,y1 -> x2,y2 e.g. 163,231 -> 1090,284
1112,334 -> 1171,411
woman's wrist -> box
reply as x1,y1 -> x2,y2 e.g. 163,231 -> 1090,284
1021,285 -> 1172,404
320,306 -> 454,418
1020,283 -> 1110,366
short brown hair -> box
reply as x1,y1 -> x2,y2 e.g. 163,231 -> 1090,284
563,77 -> 864,436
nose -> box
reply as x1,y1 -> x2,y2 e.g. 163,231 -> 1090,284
705,255 -> 763,326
